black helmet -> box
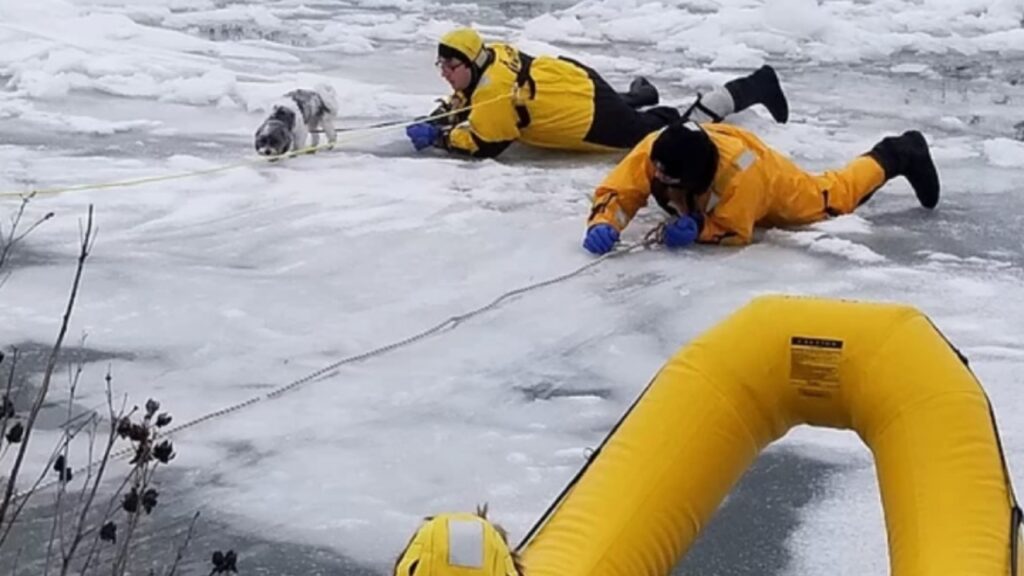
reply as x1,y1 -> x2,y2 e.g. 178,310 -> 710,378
650,121 -> 719,194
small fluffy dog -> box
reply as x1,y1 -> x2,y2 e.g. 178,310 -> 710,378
254,84 -> 338,156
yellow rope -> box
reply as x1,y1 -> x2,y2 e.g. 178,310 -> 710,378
0,92 -> 512,199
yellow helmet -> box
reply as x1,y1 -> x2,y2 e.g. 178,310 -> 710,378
394,512 -> 520,576
438,28 -> 488,69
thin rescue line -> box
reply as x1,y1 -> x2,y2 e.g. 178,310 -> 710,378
26,240 -> 654,495
0,92 -> 511,199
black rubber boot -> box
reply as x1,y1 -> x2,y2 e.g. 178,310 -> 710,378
619,76 -> 659,109
867,130 -> 940,209
724,65 -> 789,123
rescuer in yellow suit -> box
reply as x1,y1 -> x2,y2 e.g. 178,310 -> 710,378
404,27 -> 789,159
582,122 -> 941,253
393,510 -> 521,576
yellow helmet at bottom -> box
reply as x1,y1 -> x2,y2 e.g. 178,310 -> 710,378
394,512 -> 520,576
438,28 -> 488,69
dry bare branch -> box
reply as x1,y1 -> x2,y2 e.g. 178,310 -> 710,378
79,393 -> 132,576
0,347 -> 20,459
0,193 -> 53,290
62,374 -> 124,576
0,206 -> 94,537
165,511 -> 201,576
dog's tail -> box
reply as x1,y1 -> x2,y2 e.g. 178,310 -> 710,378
316,83 -> 339,116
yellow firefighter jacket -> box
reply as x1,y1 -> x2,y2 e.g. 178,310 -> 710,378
587,124 -> 886,245
445,43 -> 615,157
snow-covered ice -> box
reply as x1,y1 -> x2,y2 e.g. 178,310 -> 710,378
2,0 -> 1023,573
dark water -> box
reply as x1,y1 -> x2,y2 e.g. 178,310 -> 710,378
2,318 -> 844,576
1,440 -> 840,575
674,450 -> 841,576
1,343 -> 135,428
2,338 -> 840,574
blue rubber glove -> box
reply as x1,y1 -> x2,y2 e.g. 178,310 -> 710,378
406,123 -> 440,151
663,215 -> 700,248
583,224 -> 620,255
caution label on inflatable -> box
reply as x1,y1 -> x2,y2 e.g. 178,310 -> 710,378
790,336 -> 843,398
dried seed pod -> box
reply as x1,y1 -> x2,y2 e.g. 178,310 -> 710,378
99,521 -> 117,543
122,488 -> 139,513
141,488 -> 159,514
5,421 -> 24,444
153,440 -> 175,464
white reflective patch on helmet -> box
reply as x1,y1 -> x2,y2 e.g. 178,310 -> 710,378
447,518 -> 484,568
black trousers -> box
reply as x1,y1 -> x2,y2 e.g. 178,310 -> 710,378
561,58 -> 681,149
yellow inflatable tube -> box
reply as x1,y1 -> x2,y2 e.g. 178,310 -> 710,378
520,296 -> 1021,576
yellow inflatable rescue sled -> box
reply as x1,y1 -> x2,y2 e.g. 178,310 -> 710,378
520,296 -> 1022,576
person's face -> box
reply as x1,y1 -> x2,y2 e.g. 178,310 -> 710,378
653,160 -> 696,211
437,57 -> 472,91
653,162 -> 682,187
